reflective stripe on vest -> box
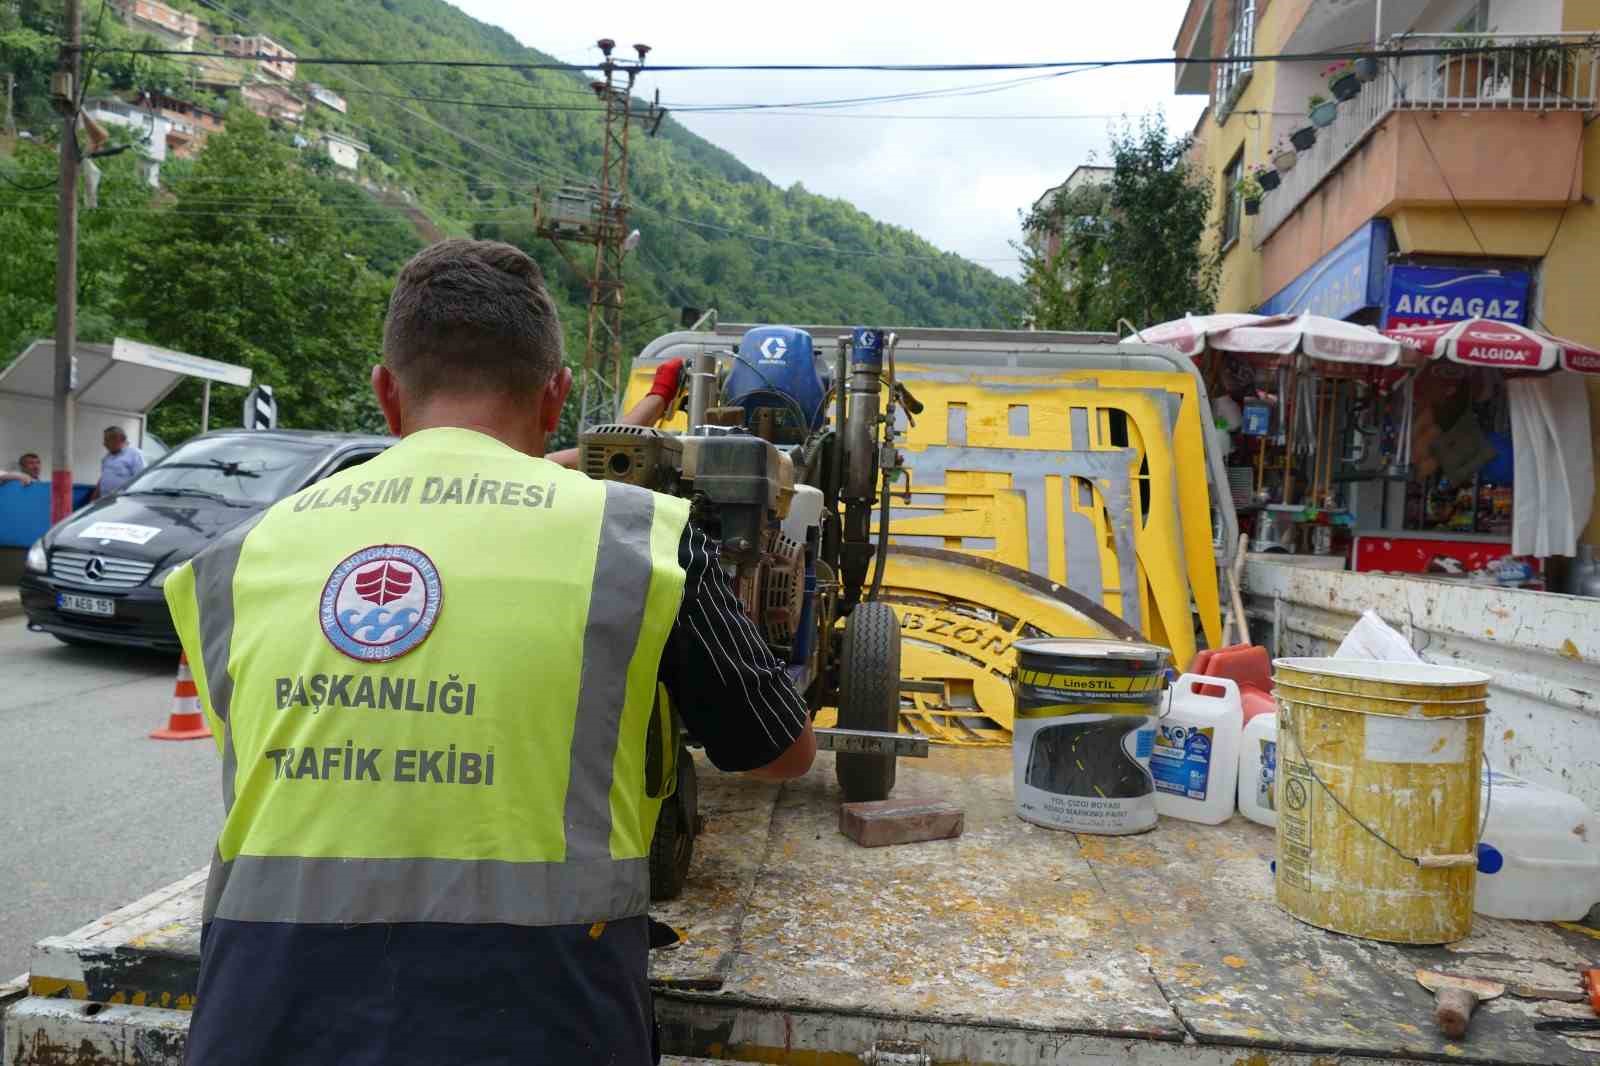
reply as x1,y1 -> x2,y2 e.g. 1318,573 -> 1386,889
165,429 -> 689,928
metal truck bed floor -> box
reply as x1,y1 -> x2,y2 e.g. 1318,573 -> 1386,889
8,749 -> 1600,1065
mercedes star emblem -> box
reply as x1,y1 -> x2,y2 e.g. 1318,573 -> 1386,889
84,556 -> 106,581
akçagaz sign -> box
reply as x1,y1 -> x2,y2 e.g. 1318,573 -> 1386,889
1384,266 -> 1531,329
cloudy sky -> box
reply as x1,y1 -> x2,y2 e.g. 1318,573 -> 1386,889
448,0 -> 1207,278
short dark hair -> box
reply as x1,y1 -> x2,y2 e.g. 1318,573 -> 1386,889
104,426 -> 125,437
382,239 -> 565,399
19,452 -> 39,465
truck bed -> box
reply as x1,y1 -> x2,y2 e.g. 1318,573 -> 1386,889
7,748 -> 1600,1065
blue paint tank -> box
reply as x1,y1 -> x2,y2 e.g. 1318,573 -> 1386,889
724,326 -> 828,432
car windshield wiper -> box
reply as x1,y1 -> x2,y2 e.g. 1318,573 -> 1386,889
156,461 -> 264,479
126,487 -> 249,507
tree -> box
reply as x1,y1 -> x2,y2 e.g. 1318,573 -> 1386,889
1018,114 -> 1219,332
0,139 -> 150,364
117,110 -> 390,440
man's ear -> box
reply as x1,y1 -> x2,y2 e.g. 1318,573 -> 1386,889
541,366 -> 573,434
372,364 -> 404,435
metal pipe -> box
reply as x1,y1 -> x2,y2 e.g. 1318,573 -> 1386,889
200,380 -> 211,433
687,352 -> 717,431
833,335 -> 848,498
844,334 -> 883,503
866,332 -> 900,603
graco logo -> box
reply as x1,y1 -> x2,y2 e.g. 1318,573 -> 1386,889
319,545 -> 442,662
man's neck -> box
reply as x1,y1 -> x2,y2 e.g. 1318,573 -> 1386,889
403,399 -> 547,458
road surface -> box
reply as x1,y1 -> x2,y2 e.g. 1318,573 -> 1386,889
0,617 -> 218,980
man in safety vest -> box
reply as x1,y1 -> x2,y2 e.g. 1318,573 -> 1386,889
166,239 -> 815,1066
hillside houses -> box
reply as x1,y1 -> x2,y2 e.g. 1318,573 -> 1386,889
88,0 -> 367,177
109,0 -> 201,50
211,33 -> 297,81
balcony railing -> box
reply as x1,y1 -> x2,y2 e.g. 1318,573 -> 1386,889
1215,2 -> 1257,121
1254,33 -> 1600,242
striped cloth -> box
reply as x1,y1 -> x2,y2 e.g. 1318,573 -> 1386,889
658,524 -> 810,772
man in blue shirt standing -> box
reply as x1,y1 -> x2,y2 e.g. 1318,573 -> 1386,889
94,426 -> 145,499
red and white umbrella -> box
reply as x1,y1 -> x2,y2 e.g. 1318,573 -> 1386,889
1121,313 -> 1262,357
1209,312 -> 1402,366
1124,311 -> 1402,366
1383,317 -> 1600,374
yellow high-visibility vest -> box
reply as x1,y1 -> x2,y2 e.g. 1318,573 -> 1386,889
164,427 -> 689,926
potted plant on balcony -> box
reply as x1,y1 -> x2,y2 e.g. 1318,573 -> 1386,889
1354,52 -> 1381,83
1272,137 -> 1298,172
1254,161 -> 1280,192
1499,37 -> 1567,101
1290,122 -> 1318,150
1440,33 -> 1493,100
1237,173 -> 1263,216
1308,93 -> 1338,127
1325,59 -> 1362,101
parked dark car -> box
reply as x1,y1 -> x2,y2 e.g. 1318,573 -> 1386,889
20,429 -> 393,652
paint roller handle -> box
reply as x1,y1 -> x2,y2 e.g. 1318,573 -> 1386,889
1415,853 -> 1479,869
1434,985 -> 1482,1039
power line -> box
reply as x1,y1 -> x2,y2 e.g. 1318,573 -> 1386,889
0,169 -> 60,192
1403,108 -> 1584,338
292,91 -> 1139,122
93,42 -> 1593,74
0,198 -> 529,221
666,67 -> 1098,113
0,188 -> 1020,263
334,85 -> 606,114
630,204 -> 1012,263
681,110 -> 1141,120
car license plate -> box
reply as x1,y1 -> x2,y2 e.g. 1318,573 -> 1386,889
58,592 -> 115,617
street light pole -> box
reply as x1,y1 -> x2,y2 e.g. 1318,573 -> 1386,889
51,0 -> 81,522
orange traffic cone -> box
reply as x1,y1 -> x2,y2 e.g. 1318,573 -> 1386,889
151,653 -> 212,741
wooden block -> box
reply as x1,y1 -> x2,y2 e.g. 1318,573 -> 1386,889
839,797 -> 964,848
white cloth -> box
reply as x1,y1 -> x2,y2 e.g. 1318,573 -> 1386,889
1507,376 -> 1595,558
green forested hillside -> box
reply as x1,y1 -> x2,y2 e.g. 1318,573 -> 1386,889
2,0 -> 1022,435
215,0 -> 1021,328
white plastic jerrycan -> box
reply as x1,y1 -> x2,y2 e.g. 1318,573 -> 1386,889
1238,711 -> 1277,828
1475,767 -> 1600,921
1151,674 -> 1243,825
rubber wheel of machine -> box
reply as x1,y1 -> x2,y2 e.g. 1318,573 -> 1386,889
834,601 -> 901,803
648,748 -> 698,902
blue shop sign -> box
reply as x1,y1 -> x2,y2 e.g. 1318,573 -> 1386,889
1258,219 -> 1392,320
1383,265 -> 1531,328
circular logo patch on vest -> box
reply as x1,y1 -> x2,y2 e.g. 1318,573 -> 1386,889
319,545 -> 442,662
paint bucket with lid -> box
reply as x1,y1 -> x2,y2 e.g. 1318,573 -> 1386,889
1272,657 -> 1491,944
1010,638 -> 1170,834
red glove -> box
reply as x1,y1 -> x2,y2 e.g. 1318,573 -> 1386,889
647,357 -> 684,402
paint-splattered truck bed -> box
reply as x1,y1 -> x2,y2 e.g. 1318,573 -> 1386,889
6,748 -> 1599,1065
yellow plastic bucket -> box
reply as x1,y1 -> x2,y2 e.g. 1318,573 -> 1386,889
1274,658 -> 1488,703
1272,680 -> 1486,719
1272,657 -> 1490,945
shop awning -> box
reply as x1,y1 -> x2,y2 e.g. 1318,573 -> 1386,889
1383,318 -> 1600,375
1123,312 -> 1403,367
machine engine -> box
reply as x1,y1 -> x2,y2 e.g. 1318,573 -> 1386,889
579,424 -> 814,656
